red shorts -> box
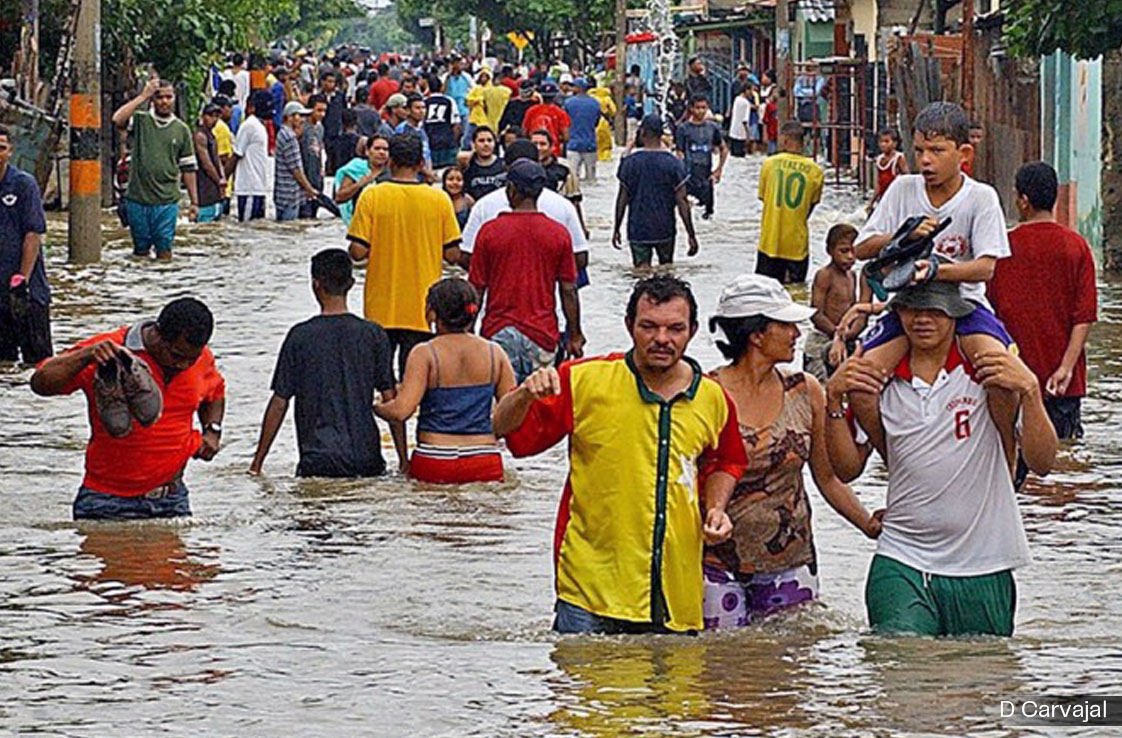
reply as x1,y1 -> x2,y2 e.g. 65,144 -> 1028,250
409,445 -> 504,484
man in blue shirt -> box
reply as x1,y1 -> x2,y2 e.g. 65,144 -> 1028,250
444,57 -> 474,149
563,79 -> 602,182
395,93 -> 435,182
0,126 -> 52,364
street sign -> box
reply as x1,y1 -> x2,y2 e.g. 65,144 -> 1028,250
418,17 -> 435,27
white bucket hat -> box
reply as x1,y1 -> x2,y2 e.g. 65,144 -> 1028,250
714,274 -> 816,323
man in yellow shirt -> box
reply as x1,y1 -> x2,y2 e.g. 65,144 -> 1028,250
465,70 -> 511,142
756,121 -> 824,284
347,134 -> 461,377
211,95 -> 236,216
494,275 -> 748,634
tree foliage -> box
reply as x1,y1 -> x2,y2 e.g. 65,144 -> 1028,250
1003,0 -> 1122,59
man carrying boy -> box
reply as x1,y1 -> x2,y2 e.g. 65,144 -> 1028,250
674,95 -> 727,220
850,102 -> 1014,437
755,121 -> 824,284
805,224 -> 859,382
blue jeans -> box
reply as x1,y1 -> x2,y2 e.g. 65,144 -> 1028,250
276,203 -> 300,221
553,600 -> 675,635
126,200 -> 179,256
73,481 -> 191,520
237,195 -> 266,222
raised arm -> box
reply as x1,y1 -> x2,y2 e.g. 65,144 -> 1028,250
30,341 -> 119,396
112,77 -> 160,129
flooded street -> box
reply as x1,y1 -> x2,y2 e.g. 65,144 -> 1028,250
2,151 -> 1121,737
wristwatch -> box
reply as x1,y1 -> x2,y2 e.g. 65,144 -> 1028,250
204,422 -> 223,435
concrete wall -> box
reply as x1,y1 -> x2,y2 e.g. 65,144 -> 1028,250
1042,52 -> 1104,258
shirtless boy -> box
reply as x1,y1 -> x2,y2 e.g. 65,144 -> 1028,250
804,224 -> 861,381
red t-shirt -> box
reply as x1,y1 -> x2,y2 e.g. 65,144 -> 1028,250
764,103 -> 778,141
367,77 -> 400,109
55,325 -> 227,496
500,77 -> 521,95
988,221 -> 1098,397
467,211 -> 577,350
522,104 -> 571,157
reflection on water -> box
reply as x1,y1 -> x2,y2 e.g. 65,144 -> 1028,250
1,153 -> 1120,735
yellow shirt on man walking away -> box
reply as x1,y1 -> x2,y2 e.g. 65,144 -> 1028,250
505,353 -> 748,632
346,182 -> 461,332
212,119 -> 234,198
757,152 -> 824,261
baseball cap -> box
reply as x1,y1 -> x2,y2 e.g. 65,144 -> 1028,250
386,93 -> 407,109
889,279 -> 974,319
202,102 -> 221,115
573,78 -> 589,90
283,101 -> 311,117
559,73 -> 573,85
506,159 -> 547,191
713,274 -> 816,323
539,81 -> 559,98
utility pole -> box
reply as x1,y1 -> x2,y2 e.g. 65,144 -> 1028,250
776,0 -> 791,121
961,0 -> 975,116
614,0 -> 628,145
68,0 -> 101,263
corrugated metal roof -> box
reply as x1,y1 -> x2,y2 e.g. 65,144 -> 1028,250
800,0 -> 835,23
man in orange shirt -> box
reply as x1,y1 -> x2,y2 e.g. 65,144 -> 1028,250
31,298 -> 226,520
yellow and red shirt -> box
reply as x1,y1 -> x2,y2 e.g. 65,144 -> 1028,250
506,352 -> 747,631
57,323 -> 226,497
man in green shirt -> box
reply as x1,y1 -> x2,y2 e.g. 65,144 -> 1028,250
112,76 -> 199,261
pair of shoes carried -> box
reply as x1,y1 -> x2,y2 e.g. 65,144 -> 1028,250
93,348 -> 164,438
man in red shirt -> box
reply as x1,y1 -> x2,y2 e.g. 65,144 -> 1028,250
522,81 -> 570,158
31,298 -> 226,519
988,161 -> 1097,485
366,63 -> 400,109
468,159 -> 583,382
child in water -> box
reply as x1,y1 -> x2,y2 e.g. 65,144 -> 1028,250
805,224 -> 862,381
867,127 -> 907,215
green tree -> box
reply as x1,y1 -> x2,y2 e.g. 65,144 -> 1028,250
1003,0 -> 1122,59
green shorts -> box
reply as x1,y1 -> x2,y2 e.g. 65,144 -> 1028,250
629,239 -> 675,267
865,554 -> 1016,637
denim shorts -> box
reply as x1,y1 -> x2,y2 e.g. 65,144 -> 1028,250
553,600 -> 676,635
73,481 -> 191,520
491,326 -> 555,384
862,303 -> 1014,351
197,203 -> 222,223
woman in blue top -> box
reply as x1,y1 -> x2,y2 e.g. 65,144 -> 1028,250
375,278 -> 516,484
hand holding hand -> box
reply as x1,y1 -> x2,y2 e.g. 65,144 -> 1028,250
521,367 -> 562,400
974,349 -> 1038,397
703,507 -> 733,544
863,508 -> 885,539
827,343 -> 888,398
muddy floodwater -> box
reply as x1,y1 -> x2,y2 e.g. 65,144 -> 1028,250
2,153 -> 1121,737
